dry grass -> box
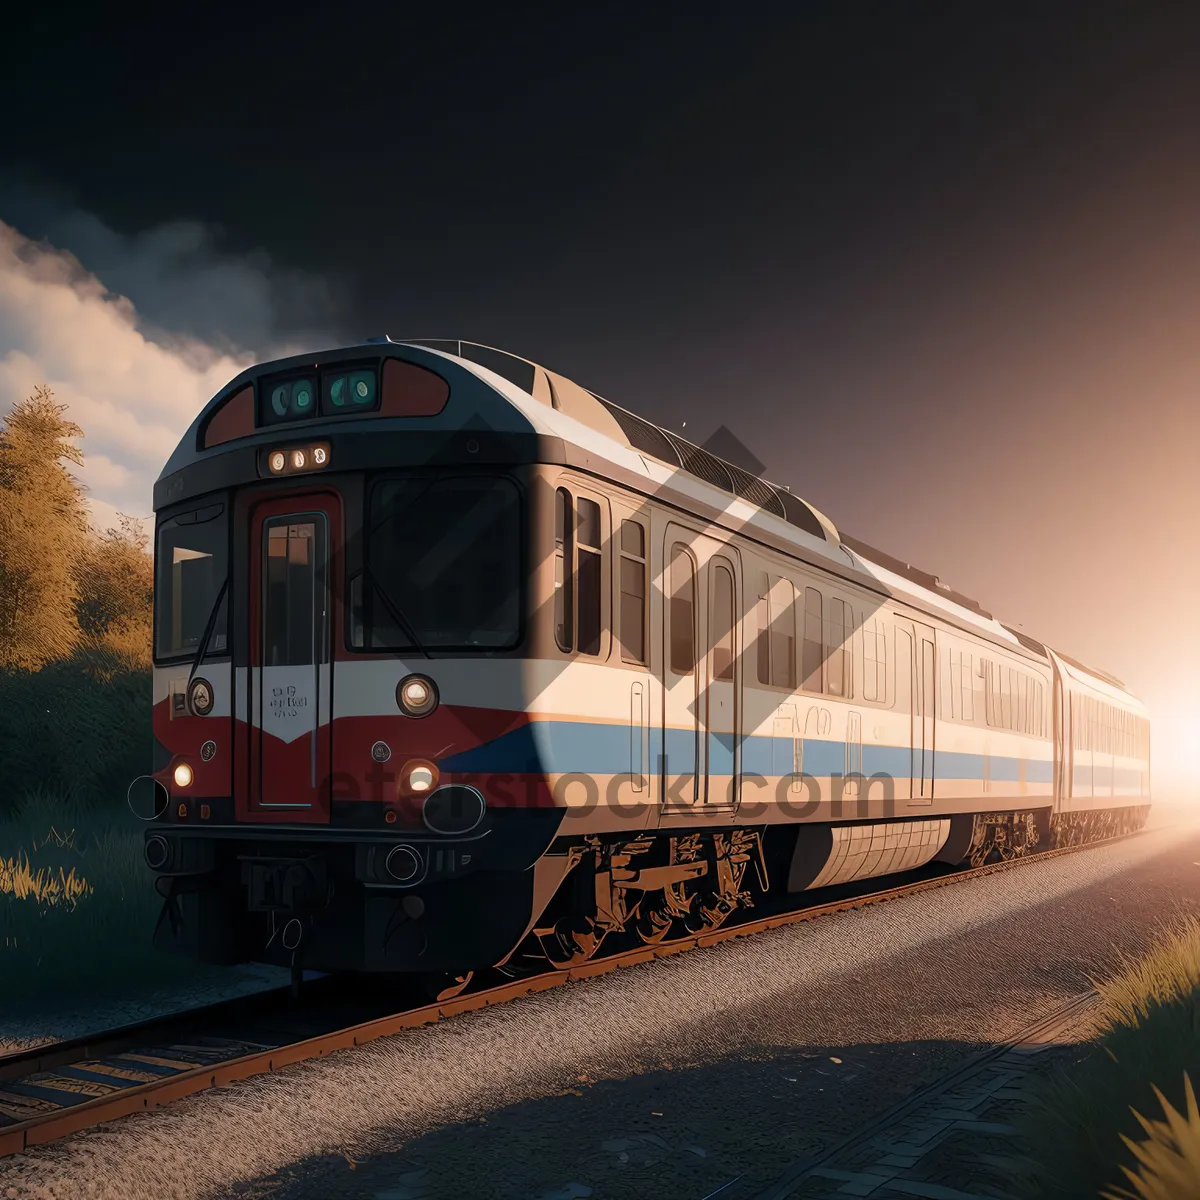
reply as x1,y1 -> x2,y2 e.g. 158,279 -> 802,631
1014,916 -> 1200,1198
1094,918 -> 1200,1032
1104,1074 -> 1200,1200
0,830 -> 93,912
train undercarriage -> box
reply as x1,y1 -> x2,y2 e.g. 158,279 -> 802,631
150,803 -> 1151,993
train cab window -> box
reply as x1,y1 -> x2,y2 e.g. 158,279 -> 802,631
155,503 -> 229,661
669,544 -> 696,674
712,563 -> 735,681
618,520 -> 647,664
264,518 -> 327,667
801,587 -> 823,692
554,488 -> 574,652
577,498 -> 602,656
366,475 -> 521,650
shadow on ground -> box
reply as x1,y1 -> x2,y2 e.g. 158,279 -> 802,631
222,1036 -> 1027,1200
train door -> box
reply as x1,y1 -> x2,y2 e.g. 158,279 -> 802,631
660,524 -> 742,812
1053,668 -> 1068,811
892,617 -> 936,804
239,492 -> 338,821
914,624 -> 936,802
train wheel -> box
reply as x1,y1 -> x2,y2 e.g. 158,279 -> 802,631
684,898 -> 734,935
543,917 -> 603,967
635,903 -> 674,945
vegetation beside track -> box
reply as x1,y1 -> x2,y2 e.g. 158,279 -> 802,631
0,388 -> 227,1015
1012,916 -> 1200,1198
0,789 -> 227,1014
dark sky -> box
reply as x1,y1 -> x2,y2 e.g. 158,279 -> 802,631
4,2 -> 1200,786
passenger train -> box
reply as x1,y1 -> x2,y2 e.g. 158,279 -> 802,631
138,338 -> 1151,986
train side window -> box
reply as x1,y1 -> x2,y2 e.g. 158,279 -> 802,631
862,618 -> 886,702
802,587 -> 823,692
554,488 -> 574,652
618,519 -> 647,664
827,597 -> 847,697
895,627 -> 912,713
669,544 -> 696,674
576,497 -> 602,656
756,588 -> 771,684
712,563 -> 735,681
962,653 -> 975,721
770,577 -> 797,689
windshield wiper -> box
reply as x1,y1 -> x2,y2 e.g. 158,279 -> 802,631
185,577 -> 229,690
363,566 -> 433,660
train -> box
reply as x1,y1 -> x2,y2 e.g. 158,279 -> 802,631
136,337 -> 1151,991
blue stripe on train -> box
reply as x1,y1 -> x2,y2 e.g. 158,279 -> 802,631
439,720 -> 1055,783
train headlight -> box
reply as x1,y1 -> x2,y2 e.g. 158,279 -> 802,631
397,674 -> 438,717
408,765 -> 435,792
291,449 -> 307,470
400,759 -> 439,795
269,451 -> 287,473
173,762 -> 194,788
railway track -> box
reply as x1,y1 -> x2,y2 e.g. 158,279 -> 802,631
0,827 -> 1154,1158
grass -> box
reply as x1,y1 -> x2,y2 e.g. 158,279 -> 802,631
1011,917 -> 1200,1198
0,787 -> 223,1017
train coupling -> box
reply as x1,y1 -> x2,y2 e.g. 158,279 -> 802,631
238,854 -> 328,913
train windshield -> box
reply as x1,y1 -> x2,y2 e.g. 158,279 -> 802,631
155,503 -> 229,660
366,475 -> 521,650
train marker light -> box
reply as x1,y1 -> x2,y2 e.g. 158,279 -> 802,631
174,763 -> 194,788
266,443 -> 330,476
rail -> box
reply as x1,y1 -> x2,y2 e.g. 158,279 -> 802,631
0,827 -> 1157,1157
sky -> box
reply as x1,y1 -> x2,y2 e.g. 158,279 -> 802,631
1,2 -> 1198,794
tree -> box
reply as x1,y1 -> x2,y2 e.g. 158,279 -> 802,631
0,387 -> 90,669
74,514 -> 154,665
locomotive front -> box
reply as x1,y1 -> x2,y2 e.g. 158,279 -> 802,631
138,342 -> 565,978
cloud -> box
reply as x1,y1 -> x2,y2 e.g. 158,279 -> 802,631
0,194 -> 333,532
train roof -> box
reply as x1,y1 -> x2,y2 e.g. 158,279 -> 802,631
166,336 -> 1137,700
